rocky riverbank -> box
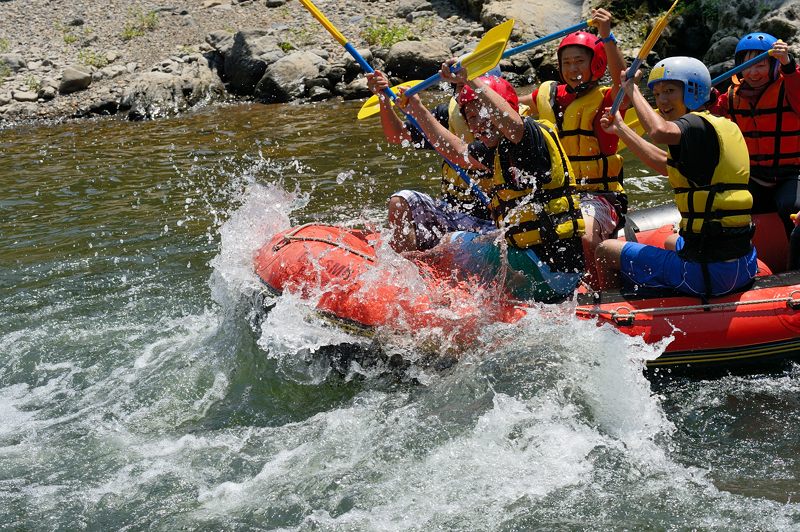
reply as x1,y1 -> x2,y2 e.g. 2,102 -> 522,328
0,0 -> 798,125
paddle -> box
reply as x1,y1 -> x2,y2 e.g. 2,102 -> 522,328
501,20 -> 590,58
358,19 -> 592,120
357,79 -> 423,120
298,0 -> 492,206
402,19 -> 514,99
609,0 -> 681,116
711,50 -> 771,86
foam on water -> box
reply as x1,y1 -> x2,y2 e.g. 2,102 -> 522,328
3,103 -> 799,530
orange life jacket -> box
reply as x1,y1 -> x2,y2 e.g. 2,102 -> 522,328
727,78 -> 800,181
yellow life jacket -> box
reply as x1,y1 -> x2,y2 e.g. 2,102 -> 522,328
489,118 -> 585,249
667,111 -> 753,261
536,80 -> 625,194
440,98 -> 493,217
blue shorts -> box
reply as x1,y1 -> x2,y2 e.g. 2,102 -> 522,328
392,190 -> 494,250
620,237 -> 758,297
446,231 -> 581,302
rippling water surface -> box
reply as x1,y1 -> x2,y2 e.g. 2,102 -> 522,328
1,100 -> 798,530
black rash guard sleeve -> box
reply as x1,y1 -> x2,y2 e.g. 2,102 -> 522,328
465,118 -> 552,186
669,114 -> 720,187
406,103 -> 450,149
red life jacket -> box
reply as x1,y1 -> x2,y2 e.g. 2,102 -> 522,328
727,78 -> 800,181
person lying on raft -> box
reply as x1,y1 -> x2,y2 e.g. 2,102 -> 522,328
709,33 -> 800,238
597,57 -> 758,299
366,68 -> 497,253
395,64 -> 585,303
518,8 -> 627,287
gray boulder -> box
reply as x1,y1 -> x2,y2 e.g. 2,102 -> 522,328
704,36 -> 740,64
385,39 -> 451,79
759,1 -> 800,42
120,54 -> 224,119
59,65 -> 92,94
206,30 -> 235,55
481,0 -> 582,41
222,29 -> 285,95
253,51 -> 326,103
395,0 -> 433,18
0,53 -> 27,73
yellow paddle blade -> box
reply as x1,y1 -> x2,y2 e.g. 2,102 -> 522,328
637,0 -> 680,61
357,80 -> 425,119
299,0 -> 347,46
460,19 -> 515,79
617,106 -> 662,151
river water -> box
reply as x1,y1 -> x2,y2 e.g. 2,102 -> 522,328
1,100 -> 798,530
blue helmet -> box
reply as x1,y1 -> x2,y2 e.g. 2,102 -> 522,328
734,32 -> 779,81
647,56 -> 712,111
735,32 -> 778,61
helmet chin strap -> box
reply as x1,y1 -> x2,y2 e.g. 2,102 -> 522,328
565,80 -> 597,94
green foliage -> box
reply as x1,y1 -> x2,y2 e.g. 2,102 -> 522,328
289,27 -> 315,47
53,23 -> 79,45
0,37 -> 10,53
121,9 -> 159,41
278,41 -> 294,53
361,18 -> 414,47
24,74 -> 41,93
0,63 -> 10,83
78,49 -> 108,68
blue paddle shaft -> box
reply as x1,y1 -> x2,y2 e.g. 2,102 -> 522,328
502,21 -> 589,57
404,20 -> 591,100
609,58 -> 642,116
711,50 -> 770,86
403,64 -> 461,99
342,44 -> 491,206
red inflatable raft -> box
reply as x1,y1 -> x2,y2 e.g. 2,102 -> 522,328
253,223 -> 525,342
254,208 -> 800,377
575,206 -> 800,376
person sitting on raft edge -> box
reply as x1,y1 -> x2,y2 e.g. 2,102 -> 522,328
518,8 -> 628,288
395,63 -> 586,303
365,67 -> 498,253
596,57 -> 758,299
708,33 -> 800,239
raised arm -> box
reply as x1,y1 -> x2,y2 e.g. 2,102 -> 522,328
366,70 -> 414,144
601,107 -> 668,175
623,70 -> 682,145
774,40 -> 800,114
396,89 -> 488,171
592,9 -> 626,98
440,60 -> 525,143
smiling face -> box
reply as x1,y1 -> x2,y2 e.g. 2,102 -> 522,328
463,100 -> 500,148
559,46 -> 593,89
740,50 -> 772,88
651,80 -> 688,121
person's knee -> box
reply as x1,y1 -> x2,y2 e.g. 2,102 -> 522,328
388,196 -> 410,219
595,240 -> 621,265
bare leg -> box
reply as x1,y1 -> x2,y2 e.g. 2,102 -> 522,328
387,196 -> 418,252
581,213 -> 604,287
594,239 -> 626,291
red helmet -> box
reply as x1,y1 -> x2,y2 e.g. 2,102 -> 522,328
457,75 -> 519,113
557,31 -> 607,82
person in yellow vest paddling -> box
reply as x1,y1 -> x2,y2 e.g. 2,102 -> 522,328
518,8 -> 627,287
395,66 -> 585,302
596,57 -> 758,299
365,68 -> 499,252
